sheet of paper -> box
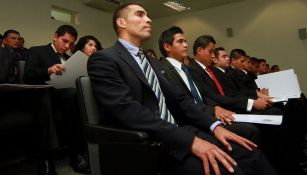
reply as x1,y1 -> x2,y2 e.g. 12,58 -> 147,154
233,114 -> 283,125
270,96 -> 288,103
255,69 -> 301,99
46,51 -> 88,89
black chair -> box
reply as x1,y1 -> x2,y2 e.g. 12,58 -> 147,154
76,76 -> 160,175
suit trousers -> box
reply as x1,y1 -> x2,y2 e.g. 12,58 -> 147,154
159,127 -> 277,175
51,88 -> 86,156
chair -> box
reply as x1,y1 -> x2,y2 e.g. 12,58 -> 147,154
76,76 -> 160,175
17,60 -> 25,83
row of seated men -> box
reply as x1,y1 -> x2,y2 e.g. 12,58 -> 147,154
0,25 -> 98,175
147,26 -> 307,175
1,19 -> 307,175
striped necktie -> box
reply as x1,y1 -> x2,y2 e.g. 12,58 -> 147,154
137,49 -> 176,124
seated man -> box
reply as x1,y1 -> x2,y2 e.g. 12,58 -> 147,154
24,25 -> 89,175
158,26 -> 260,144
88,3 -> 277,175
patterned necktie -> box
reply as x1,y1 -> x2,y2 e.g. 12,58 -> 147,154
181,64 -> 203,104
206,67 -> 225,96
137,49 -> 176,124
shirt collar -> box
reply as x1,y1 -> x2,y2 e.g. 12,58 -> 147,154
118,38 -> 140,56
51,43 -> 57,53
166,57 -> 183,71
216,66 -> 225,73
195,60 -> 207,71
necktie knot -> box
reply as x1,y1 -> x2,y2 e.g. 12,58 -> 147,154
181,64 -> 189,73
137,49 -> 145,62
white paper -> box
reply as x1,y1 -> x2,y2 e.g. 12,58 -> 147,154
233,114 -> 283,125
46,51 -> 88,89
255,69 -> 301,99
270,96 -> 288,103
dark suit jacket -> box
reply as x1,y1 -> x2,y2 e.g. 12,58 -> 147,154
188,60 -> 248,112
225,67 -> 258,99
0,48 -> 17,83
160,59 -> 218,116
87,41 -> 218,161
24,44 -> 61,84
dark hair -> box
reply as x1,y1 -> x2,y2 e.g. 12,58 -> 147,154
258,58 -> 266,64
73,35 -> 102,53
144,49 -> 157,58
271,65 -> 279,70
113,2 -> 143,35
158,26 -> 183,57
229,48 -> 247,61
3,29 -> 20,38
0,34 -> 3,39
55,25 -> 78,39
192,35 -> 216,55
214,47 -> 225,58
250,57 -> 259,64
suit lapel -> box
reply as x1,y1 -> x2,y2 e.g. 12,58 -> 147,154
114,41 -> 151,87
162,60 -> 192,95
47,44 -> 61,64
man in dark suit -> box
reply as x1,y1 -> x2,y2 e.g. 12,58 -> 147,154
88,3 -> 277,175
24,25 -> 89,175
194,41 -> 306,175
158,26 -> 260,144
188,35 -> 273,114
2,29 -> 28,61
0,47 -> 17,83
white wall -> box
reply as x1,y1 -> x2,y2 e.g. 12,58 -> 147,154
1,0 -> 306,93
0,0 -> 116,48
144,0 -> 307,94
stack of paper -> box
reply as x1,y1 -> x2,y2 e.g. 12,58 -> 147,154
233,114 -> 283,125
46,51 -> 88,89
255,69 -> 301,100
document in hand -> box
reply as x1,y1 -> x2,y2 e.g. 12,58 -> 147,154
233,114 -> 283,125
46,51 -> 88,89
255,69 -> 301,100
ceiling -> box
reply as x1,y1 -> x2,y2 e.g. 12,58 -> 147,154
82,0 -> 245,19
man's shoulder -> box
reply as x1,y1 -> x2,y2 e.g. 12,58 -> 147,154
29,44 -> 51,53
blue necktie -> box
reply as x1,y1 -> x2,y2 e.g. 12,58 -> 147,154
137,49 -> 176,124
181,64 -> 203,104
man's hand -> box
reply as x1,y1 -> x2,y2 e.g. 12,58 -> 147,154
213,126 -> 257,152
253,98 -> 272,110
214,106 -> 236,125
48,64 -> 65,75
257,89 -> 270,99
191,136 -> 237,175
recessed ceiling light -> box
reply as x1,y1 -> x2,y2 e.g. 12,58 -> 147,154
163,1 -> 191,12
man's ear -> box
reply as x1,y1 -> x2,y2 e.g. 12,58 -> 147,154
213,57 -> 218,63
163,43 -> 172,52
196,47 -> 203,55
116,18 -> 126,29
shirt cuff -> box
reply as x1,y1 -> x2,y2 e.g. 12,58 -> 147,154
210,121 -> 223,132
247,99 -> 254,111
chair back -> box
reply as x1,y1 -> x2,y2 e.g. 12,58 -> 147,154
76,76 -> 160,175
17,61 -> 25,83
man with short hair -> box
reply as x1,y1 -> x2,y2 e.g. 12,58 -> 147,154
88,3 -> 277,175
158,26 -> 260,142
3,29 -> 27,61
258,58 -> 267,74
24,25 -> 89,175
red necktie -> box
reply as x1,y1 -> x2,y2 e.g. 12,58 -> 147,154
206,67 -> 225,96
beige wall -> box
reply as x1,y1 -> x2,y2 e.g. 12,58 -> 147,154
0,0 -> 116,48
144,0 -> 307,94
1,0 -> 306,93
